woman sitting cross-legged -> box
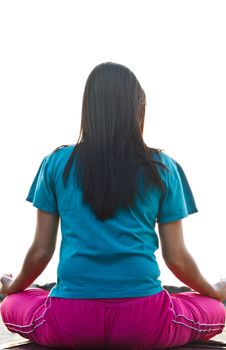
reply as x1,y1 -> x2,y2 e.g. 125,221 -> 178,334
1,62 -> 225,349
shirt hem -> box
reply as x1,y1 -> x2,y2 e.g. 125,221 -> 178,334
157,207 -> 198,224
49,286 -> 163,299
26,198 -> 59,215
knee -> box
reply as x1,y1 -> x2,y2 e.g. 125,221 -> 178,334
218,300 -> 226,322
207,297 -> 226,325
1,295 -> 11,321
0,294 -> 19,323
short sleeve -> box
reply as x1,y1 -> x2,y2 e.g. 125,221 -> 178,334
157,157 -> 198,224
26,155 -> 59,215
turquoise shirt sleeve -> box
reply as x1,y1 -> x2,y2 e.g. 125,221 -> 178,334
26,155 -> 59,215
157,155 -> 198,223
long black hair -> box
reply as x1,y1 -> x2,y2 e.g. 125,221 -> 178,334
63,62 -> 165,221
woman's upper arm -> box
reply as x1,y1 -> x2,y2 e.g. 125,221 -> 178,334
32,209 -> 60,257
158,220 -> 187,264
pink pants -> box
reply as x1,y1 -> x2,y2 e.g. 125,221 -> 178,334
1,288 -> 225,349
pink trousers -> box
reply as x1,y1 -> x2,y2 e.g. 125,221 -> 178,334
1,288 -> 225,349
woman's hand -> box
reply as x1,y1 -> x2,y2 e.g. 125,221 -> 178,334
213,279 -> 226,301
0,274 -> 14,295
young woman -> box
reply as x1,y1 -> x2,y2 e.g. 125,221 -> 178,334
1,62 -> 225,349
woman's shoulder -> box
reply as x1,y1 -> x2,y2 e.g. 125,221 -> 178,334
47,144 -> 75,160
153,151 -> 192,191
150,149 -> 179,170
52,144 -> 75,156
41,145 -> 75,171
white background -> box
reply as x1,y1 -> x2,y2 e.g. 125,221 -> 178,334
0,0 -> 225,286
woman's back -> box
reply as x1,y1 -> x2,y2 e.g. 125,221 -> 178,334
26,145 -> 197,299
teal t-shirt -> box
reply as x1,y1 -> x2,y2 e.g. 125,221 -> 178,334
26,146 -> 198,299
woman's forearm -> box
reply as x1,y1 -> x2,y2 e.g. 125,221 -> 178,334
158,221 -> 226,300
8,244 -> 52,294
6,210 -> 59,295
165,249 -> 218,299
